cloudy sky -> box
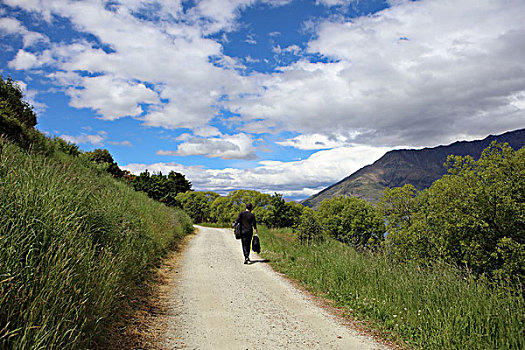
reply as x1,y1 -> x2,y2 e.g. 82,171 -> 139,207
1,0 -> 524,200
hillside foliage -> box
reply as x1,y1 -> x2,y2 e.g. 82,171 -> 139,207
0,76 -> 193,349
379,142 -> 524,281
131,169 -> 192,206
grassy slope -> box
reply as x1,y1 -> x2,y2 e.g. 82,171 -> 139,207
0,140 -> 193,349
259,227 -> 524,350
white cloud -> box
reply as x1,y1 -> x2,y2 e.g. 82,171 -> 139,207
230,0 -> 525,147
245,56 -> 260,63
66,75 -> 159,120
5,0 -> 524,148
277,133 -> 356,150
108,140 -> 133,147
272,44 -> 302,56
194,126 -> 222,137
315,0 -> 357,6
4,0 -> 245,128
60,131 -> 107,146
24,88 -> 48,112
125,144 -> 390,199
8,50 -> 40,70
189,0 -> 292,34
158,132 -> 257,160
245,35 -> 257,45
0,17 -> 48,47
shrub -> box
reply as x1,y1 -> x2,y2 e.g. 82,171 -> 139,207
296,207 -> 324,244
380,142 -> 525,281
317,196 -> 385,249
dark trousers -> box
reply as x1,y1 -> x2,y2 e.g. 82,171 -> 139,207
241,234 -> 253,259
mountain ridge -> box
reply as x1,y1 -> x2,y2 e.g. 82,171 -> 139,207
302,128 -> 525,207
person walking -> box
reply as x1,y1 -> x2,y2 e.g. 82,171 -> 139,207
234,203 -> 258,264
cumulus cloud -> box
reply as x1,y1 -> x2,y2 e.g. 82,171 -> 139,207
108,140 -> 133,147
0,17 -> 48,47
277,133 -> 355,150
190,0 -> 292,34
60,131 -> 107,146
230,0 -> 525,147
315,0 -> 357,6
125,144 -> 391,199
158,133 -> 257,160
66,75 -> 159,120
6,0 -> 524,146
5,0 -> 246,127
8,50 -> 40,70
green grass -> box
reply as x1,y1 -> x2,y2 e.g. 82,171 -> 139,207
0,139 -> 193,349
259,227 -> 524,350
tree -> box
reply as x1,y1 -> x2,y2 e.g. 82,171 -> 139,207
176,191 -> 218,223
297,207 -> 324,245
0,76 -> 39,150
381,142 -> 525,281
52,137 -> 80,156
423,142 -> 524,277
210,196 -> 237,224
84,148 -> 124,178
163,171 -> 192,205
131,170 -> 192,206
0,76 -> 36,129
317,196 -> 385,249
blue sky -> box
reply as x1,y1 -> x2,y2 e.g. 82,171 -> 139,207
1,0 -> 524,200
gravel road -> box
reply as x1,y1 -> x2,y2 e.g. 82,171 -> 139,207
162,226 -> 390,350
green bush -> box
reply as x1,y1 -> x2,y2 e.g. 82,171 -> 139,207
176,190 -> 219,223
296,207 -> 324,245
380,142 -> 525,281
316,195 -> 385,248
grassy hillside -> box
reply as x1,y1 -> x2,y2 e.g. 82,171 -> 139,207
0,138 -> 193,349
259,227 -> 524,350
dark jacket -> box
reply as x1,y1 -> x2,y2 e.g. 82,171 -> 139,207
235,210 -> 257,237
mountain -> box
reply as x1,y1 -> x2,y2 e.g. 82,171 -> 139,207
302,128 -> 525,208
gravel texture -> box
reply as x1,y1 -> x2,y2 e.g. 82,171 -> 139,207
163,226 -> 390,350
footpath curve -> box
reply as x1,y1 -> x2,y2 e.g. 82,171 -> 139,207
163,225 -> 390,350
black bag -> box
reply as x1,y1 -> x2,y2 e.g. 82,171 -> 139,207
234,222 -> 242,240
252,235 -> 261,253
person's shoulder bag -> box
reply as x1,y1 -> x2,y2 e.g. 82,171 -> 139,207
234,222 -> 242,239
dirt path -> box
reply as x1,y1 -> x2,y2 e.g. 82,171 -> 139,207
162,226 -> 390,350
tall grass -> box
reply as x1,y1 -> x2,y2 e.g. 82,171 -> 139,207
0,139 -> 193,349
260,227 -> 524,350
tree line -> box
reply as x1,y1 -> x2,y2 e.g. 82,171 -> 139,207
2,75 -> 522,283
175,143 -> 524,284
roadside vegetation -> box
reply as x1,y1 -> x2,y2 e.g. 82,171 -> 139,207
259,227 -> 523,350
2,74 -> 523,349
1,76 -> 193,349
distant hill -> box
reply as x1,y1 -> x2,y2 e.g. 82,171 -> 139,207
302,128 -> 525,208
